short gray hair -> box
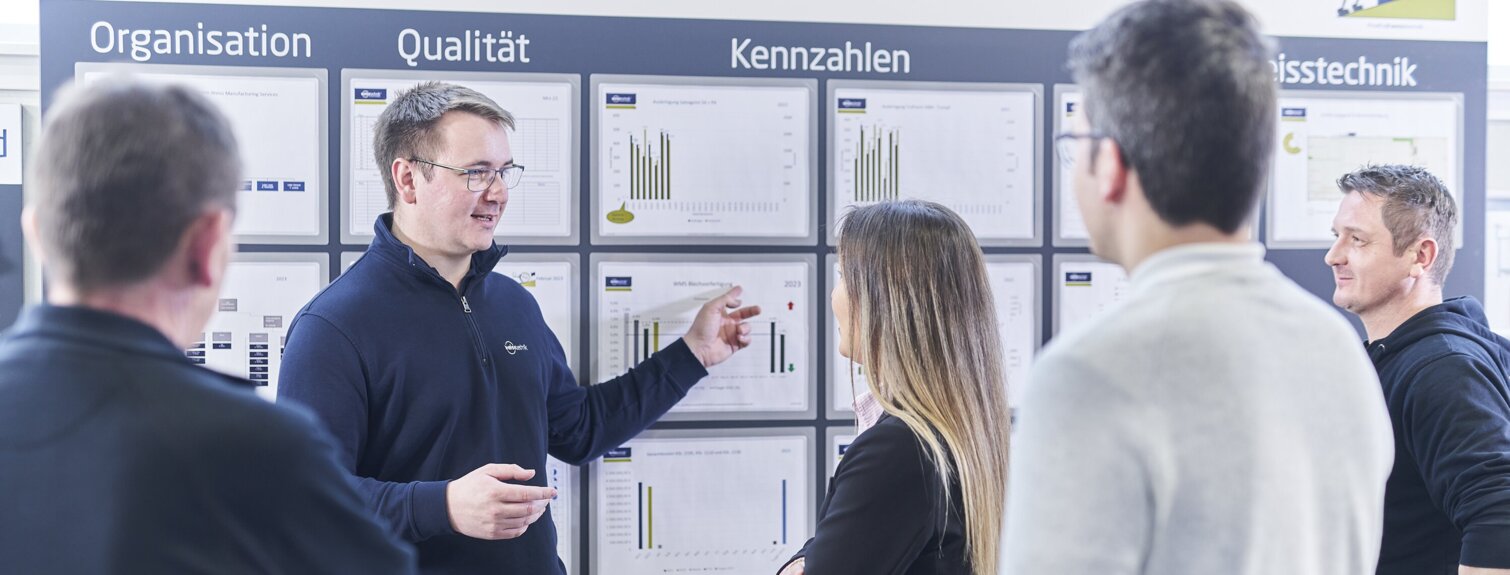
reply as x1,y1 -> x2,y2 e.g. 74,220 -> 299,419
32,77 -> 240,292
1338,164 -> 1457,285
372,82 -> 515,209
1068,0 -> 1277,234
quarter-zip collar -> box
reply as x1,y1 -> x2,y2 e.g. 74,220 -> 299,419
366,213 -> 508,291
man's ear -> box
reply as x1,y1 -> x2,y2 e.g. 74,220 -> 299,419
20,206 -> 44,267
392,158 -> 420,206
1410,236 -> 1439,280
182,209 -> 234,288
1095,138 -> 1130,206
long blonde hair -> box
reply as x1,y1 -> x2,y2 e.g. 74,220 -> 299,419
838,200 -> 1011,575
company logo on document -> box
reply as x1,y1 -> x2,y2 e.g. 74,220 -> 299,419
606,276 -> 633,292
503,341 -> 529,355
837,98 -> 867,113
513,271 -> 538,288
1064,272 -> 1093,287
606,93 -> 637,109
1336,0 -> 1454,20
603,447 -> 633,462
354,88 -> 389,104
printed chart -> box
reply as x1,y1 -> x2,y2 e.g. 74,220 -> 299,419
1270,93 -> 1460,246
596,258 -> 811,416
596,79 -> 813,239
78,65 -> 326,240
191,257 -> 325,400
831,83 -> 1038,243
593,433 -> 810,575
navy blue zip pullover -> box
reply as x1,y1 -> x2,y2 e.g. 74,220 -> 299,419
0,305 -> 415,573
1368,296 -> 1510,574
278,214 -> 709,574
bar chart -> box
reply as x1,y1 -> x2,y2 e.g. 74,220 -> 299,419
593,433 -> 810,574
596,258 -> 811,415
831,83 -> 1038,242
852,125 -> 900,202
627,130 -> 671,201
596,78 -> 813,239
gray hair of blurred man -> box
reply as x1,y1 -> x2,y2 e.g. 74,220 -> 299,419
1067,0 -> 1277,234
31,76 -> 241,293
371,81 -> 515,210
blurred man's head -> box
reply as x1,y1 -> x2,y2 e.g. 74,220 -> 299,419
25,77 -> 241,344
1064,0 -> 1276,264
1325,164 -> 1456,319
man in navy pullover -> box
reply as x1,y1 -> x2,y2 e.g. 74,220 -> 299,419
278,81 -> 760,574
1326,165 -> 1510,575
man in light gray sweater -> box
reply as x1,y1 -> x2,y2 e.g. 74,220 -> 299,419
1000,1 -> 1395,574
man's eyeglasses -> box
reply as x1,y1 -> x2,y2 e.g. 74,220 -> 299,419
1054,132 -> 1117,170
409,158 -> 526,192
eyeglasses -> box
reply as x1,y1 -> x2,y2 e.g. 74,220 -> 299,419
409,158 -> 526,192
1054,132 -> 1117,170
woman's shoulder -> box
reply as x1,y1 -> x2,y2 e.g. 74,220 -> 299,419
847,415 -> 932,463
838,415 -> 954,507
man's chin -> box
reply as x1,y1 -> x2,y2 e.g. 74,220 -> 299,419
1334,296 -> 1360,313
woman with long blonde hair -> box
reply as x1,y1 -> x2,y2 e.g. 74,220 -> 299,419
778,199 -> 1011,575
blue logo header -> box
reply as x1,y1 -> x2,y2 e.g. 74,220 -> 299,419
604,447 -> 632,458
606,277 -> 633,288
837,98 -> 866,110
355,88 -> 388,101
1281,107 -> 1307,118
606,93 -> 637,105
1066,272 -> 1093,283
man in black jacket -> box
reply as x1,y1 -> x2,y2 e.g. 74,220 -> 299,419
1325,164 -> 1510,575
0,78 -> 415,572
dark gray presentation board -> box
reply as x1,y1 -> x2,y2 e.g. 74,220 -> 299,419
36,1 -> 1489,572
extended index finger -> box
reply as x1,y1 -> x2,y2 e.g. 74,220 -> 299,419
718,285 -> 745,308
